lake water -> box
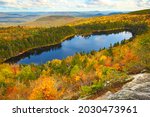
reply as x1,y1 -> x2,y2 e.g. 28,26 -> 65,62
6,31 -> 133,64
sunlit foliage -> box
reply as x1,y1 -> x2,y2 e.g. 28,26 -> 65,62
29,76 -> 60,100
0,13 -> 149,99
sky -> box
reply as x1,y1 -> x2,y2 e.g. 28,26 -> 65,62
0,0 -> 150,12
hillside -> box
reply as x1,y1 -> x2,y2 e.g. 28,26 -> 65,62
0,12 -> 41,26
129,9 -> 150,14
95,73 -> 150,100
0,9 -> 150,100
0,11 -> 125,27
23,16 -> 83,27
68,14 -> 150,27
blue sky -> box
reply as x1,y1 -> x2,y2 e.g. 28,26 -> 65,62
0,0 -> 150,12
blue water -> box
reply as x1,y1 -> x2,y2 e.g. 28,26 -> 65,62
16,31 -> 132,64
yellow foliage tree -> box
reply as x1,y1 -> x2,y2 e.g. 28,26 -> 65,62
29,76 -> 60,100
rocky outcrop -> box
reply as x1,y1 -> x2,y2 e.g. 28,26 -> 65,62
96,73 -> 150,100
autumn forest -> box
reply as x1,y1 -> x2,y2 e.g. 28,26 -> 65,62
0,9 -> 150,100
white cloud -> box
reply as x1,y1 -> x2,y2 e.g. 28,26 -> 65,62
0,0 -> 149,11
86,0 -> 150,11
0,0 -> 17,3
137,0 -> 150,7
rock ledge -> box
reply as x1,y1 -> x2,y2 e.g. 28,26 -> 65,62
96,73 -> 150,100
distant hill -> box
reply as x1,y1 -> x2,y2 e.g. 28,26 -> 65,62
129,9 -> 150,14
35,16 -> 76,21
0,12 -> 40,25
108,12 -> 124,15
0,11 -> 125,27
23,16 -> 82,27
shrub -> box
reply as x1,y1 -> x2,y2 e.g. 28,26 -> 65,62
17,66 -> 36,81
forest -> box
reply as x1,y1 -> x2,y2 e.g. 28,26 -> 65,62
0,13 -> 150,99
0,14 -> 149,62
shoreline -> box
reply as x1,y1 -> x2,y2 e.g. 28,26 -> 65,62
2,34 -> 75,64
3,28 -> 133,64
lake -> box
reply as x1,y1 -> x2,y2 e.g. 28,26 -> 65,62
6,31 -> 133,64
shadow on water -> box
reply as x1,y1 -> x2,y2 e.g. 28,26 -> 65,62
4,30 -> 133,64
4,43 -> 62,64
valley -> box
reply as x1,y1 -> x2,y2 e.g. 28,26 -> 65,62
0,11 -> 123,27
0,9 -> 149,100
5,31 -> 132,64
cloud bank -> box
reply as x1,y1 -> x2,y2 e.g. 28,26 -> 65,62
0,0 -> 149,11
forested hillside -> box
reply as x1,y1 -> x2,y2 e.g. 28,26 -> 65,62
23,16 -> 82,27
0,14 -> 149,62
0,12 -> 150,99
129,9 -> 150,15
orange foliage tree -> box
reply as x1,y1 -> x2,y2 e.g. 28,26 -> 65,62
29,76 -> 60,100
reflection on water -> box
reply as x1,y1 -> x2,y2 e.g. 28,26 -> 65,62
5,31 -> 133,64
